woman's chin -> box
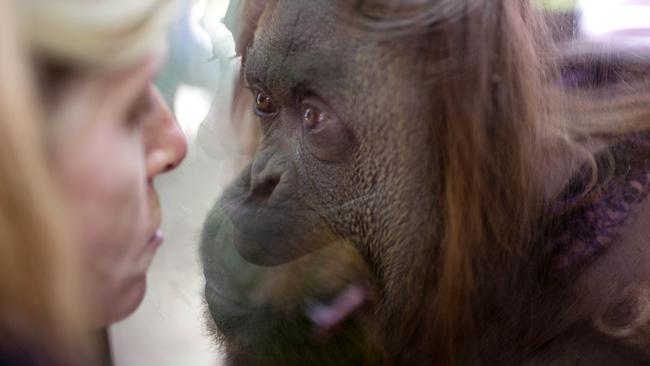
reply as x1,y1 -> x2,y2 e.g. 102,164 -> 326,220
94,275 -> 148,327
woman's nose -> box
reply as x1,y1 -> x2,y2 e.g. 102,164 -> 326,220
146,86 -> 188,179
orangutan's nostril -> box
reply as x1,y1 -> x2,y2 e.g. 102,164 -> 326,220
251,175 -> 280,199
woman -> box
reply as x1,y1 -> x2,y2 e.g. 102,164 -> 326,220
18,0 -> 188,328
0,0 -> 187,362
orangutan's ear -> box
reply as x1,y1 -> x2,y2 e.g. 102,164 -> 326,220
593,284 -> 650,351
224,0 -> 268,57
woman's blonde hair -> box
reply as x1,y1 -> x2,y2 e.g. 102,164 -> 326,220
0,0 -> 93,363
18,0 -> 179,69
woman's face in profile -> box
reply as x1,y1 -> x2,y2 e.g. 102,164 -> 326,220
49,54 -> 187,326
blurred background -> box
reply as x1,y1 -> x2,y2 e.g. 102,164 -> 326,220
109,1 -> 236,365
108,0 -> 650,365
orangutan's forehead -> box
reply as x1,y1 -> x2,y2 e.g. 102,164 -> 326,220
257,1 -> 341,48
260,0 -> 474,39
246,1 -> 349,91
355,0 -> 437,13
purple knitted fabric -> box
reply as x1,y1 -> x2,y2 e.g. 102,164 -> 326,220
552,133 -> 650,273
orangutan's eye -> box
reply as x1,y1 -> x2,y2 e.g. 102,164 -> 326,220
298,97 -> 355,162
253,89 -> 277,117
301,103 -> 329,133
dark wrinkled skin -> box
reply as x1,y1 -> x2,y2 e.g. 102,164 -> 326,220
201,1 -> 650,365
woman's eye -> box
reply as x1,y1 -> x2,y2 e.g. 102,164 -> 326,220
302,105 -> 327,132
253,90 -> 277,116
127,90 -> 154,127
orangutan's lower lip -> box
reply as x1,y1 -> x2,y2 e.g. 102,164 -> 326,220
147,229 -> 164,249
